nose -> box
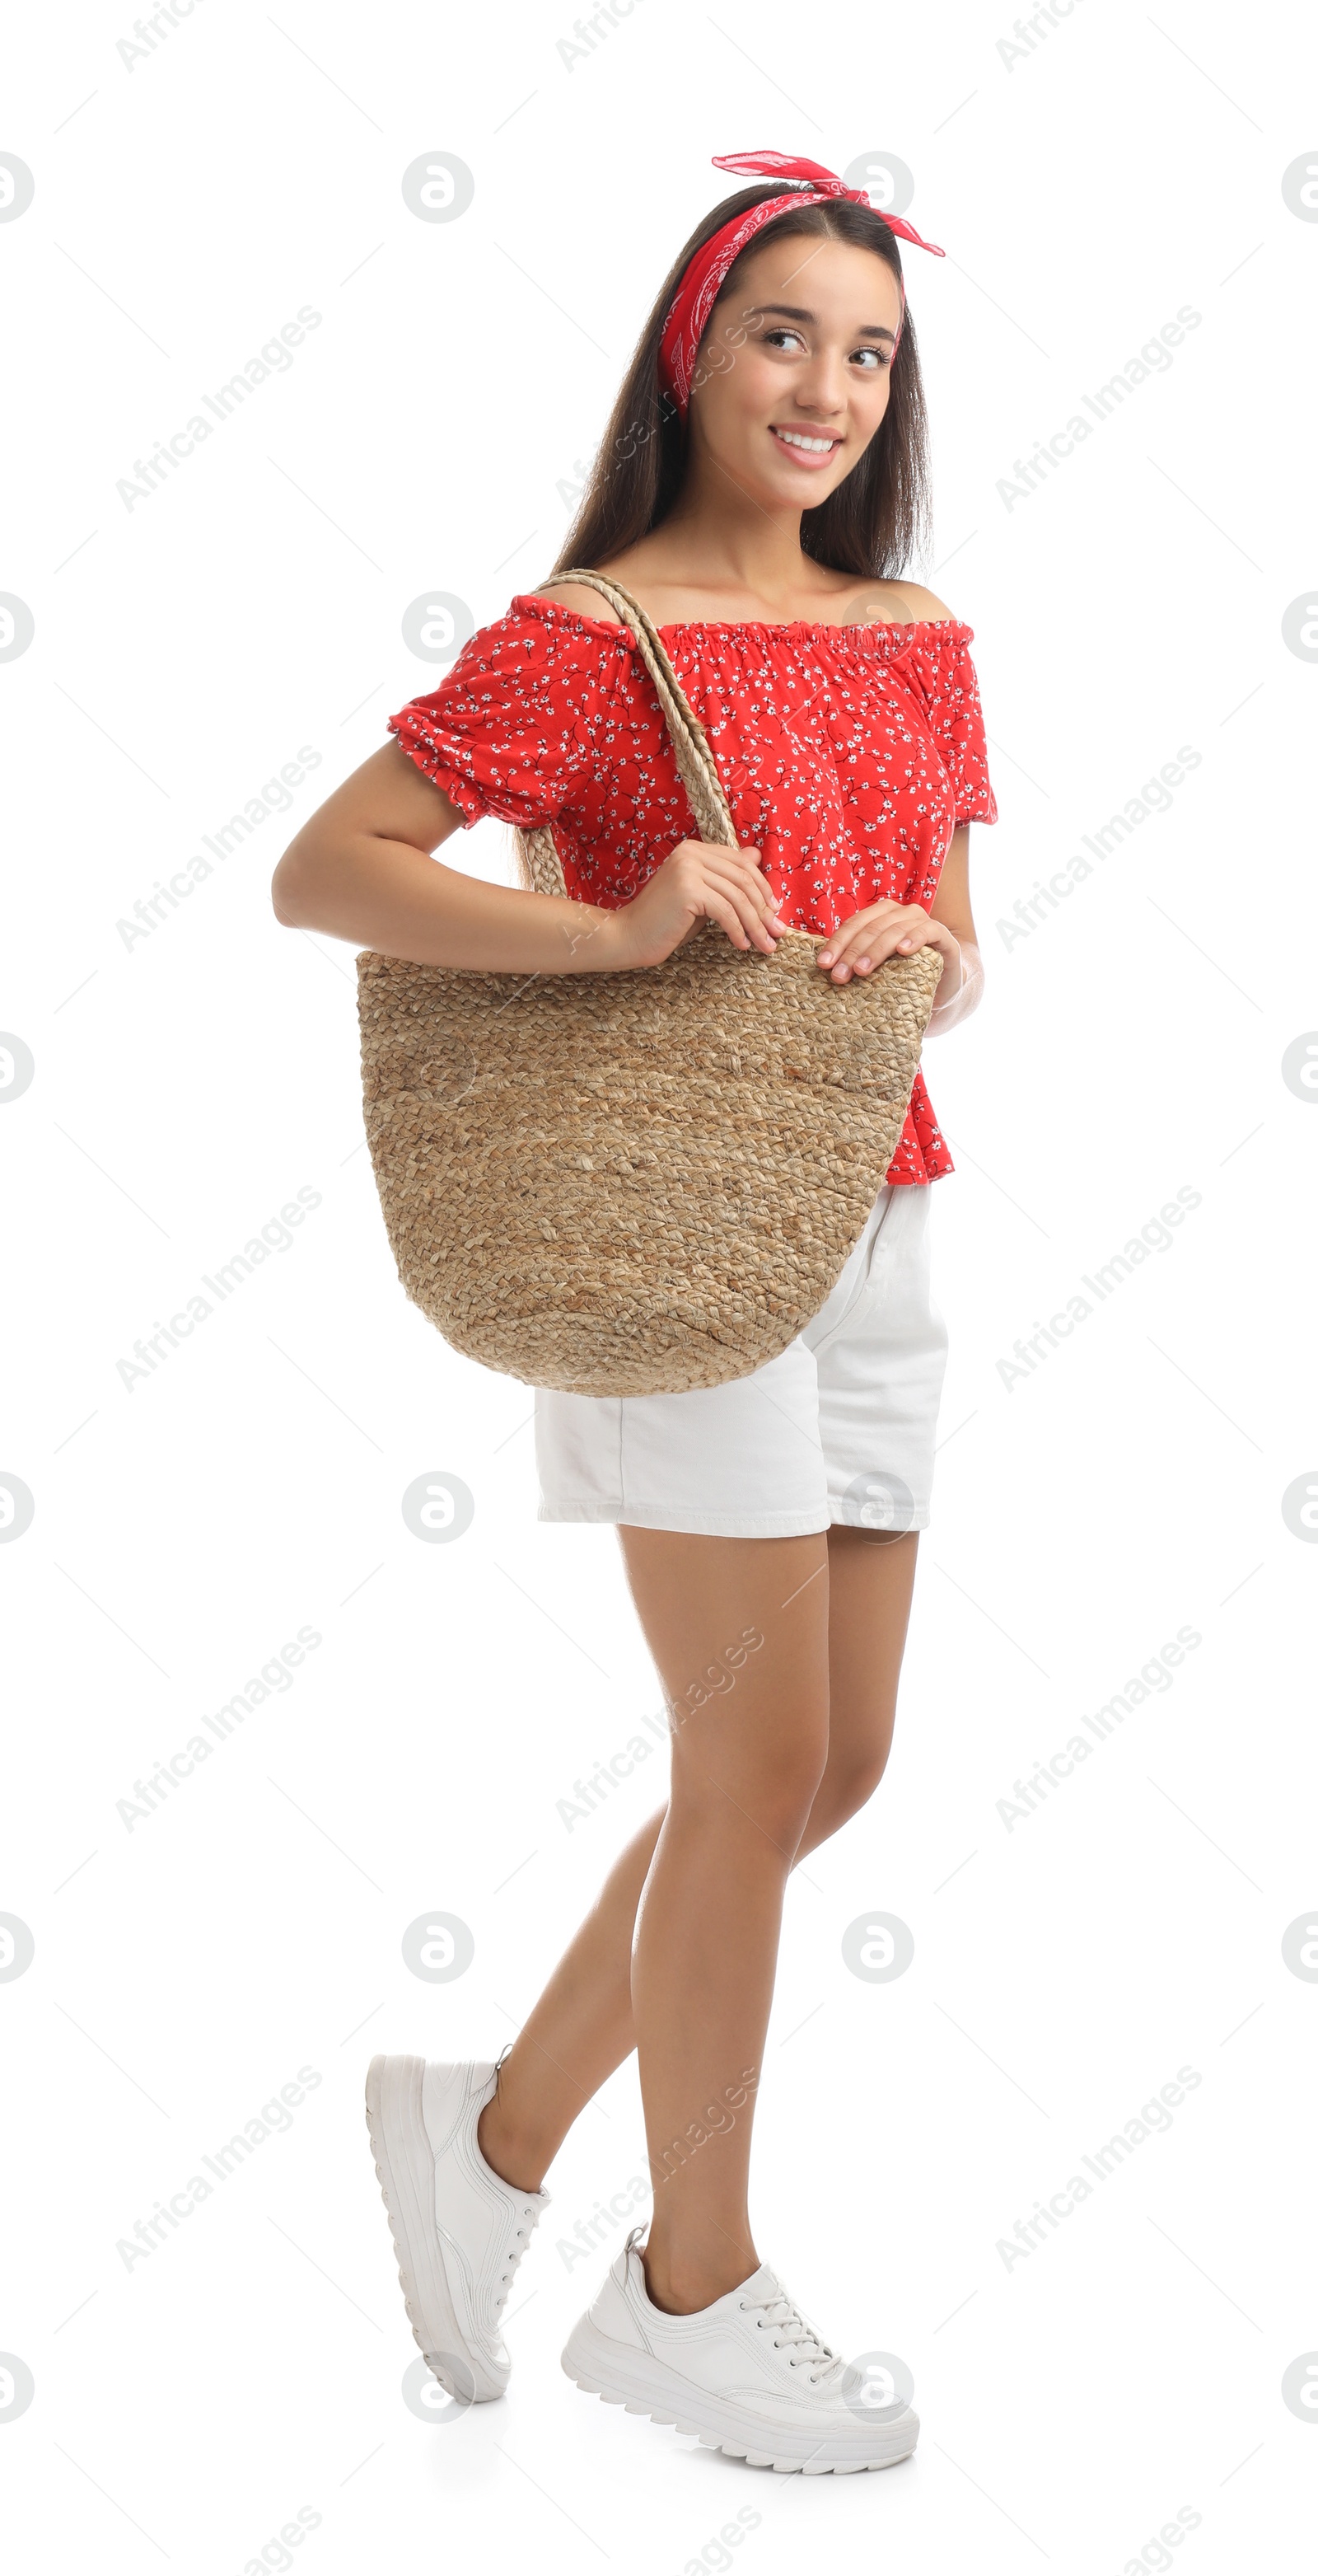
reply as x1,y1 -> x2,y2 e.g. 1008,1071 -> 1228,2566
790,348 -> 850,419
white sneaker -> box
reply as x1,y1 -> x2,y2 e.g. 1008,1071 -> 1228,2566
562,2231 -> 918,2474
365,2054 -> 549,2402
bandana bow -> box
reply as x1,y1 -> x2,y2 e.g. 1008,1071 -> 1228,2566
658,149 -> 946,415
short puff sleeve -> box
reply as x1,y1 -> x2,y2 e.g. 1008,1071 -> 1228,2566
387,601 -> 623,831
904,625 -> 998,827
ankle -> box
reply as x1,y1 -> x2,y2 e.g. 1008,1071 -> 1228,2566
476,2096 -> 548,2196
641,2240 -> 756,2317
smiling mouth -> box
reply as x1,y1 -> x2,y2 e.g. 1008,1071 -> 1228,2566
770,426 -> 843,466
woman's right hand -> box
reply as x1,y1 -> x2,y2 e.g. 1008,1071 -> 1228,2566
604,840 -> 786,970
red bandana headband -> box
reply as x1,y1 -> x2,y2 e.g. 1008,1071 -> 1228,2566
658,149 -> 946,418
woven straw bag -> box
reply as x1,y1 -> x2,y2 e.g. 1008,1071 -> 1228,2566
357,570 -> 943,1397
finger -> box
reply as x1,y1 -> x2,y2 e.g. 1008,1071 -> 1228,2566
706,848 -> 780,919
818,930 -> 903,981
698,889 -> 763,953
702,857 -> 784,939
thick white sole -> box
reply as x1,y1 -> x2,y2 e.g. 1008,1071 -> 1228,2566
561,2314 -> 919,2475
364,2053 -> 506,2404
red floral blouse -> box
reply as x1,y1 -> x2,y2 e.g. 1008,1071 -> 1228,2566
388,595 -> 998,1183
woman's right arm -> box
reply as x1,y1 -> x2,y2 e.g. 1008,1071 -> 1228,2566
270,742 -> 783,972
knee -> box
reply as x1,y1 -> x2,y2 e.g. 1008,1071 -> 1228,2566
672,1726 -> 829,1854
808,1746 -> 893,1843
756,1759 -> 831,1852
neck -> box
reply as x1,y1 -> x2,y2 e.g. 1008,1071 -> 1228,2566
649,442 -> 813,605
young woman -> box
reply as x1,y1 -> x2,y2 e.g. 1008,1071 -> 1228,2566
272,149 -> 997,2475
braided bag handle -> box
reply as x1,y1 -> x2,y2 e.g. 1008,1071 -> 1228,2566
515,569 -> 739,897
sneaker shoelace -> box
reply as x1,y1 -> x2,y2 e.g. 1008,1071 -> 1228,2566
738,2283 -> 844,2387
493,2195 -> 546,2317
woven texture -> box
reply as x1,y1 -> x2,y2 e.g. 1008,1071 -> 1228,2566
358,571 -> 943,1396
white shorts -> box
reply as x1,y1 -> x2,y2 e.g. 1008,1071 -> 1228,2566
534,1180 -> 950,1540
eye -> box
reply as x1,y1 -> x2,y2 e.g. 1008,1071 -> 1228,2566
760,327 -> 806,353
852,346 -> 890,370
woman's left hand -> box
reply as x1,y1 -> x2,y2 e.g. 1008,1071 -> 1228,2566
816,902 -> 960,991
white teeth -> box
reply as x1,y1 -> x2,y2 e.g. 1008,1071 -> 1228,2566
774,429 -> 836,453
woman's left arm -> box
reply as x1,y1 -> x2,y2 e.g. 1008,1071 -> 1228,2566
815,824 -> 984,1031
923,824 -> 984,1033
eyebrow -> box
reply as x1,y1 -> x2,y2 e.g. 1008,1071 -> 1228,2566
747,301 -> 896,344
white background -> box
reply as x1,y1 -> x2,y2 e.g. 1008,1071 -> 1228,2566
2,1 -> 1316,2569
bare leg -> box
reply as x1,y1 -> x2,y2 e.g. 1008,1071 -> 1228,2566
624,1529 -> 830,2308
479,1526 -> 918,2250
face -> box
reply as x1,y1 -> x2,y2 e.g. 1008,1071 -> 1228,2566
685,233 -> 903,509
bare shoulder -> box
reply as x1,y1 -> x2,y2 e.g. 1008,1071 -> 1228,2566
534,577 -> 624,626
851,578 -> 958,627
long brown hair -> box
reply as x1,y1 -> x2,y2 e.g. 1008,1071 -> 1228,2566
554,185 -> 932,583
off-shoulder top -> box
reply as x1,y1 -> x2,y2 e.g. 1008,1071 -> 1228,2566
389,595 -> 998,1183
